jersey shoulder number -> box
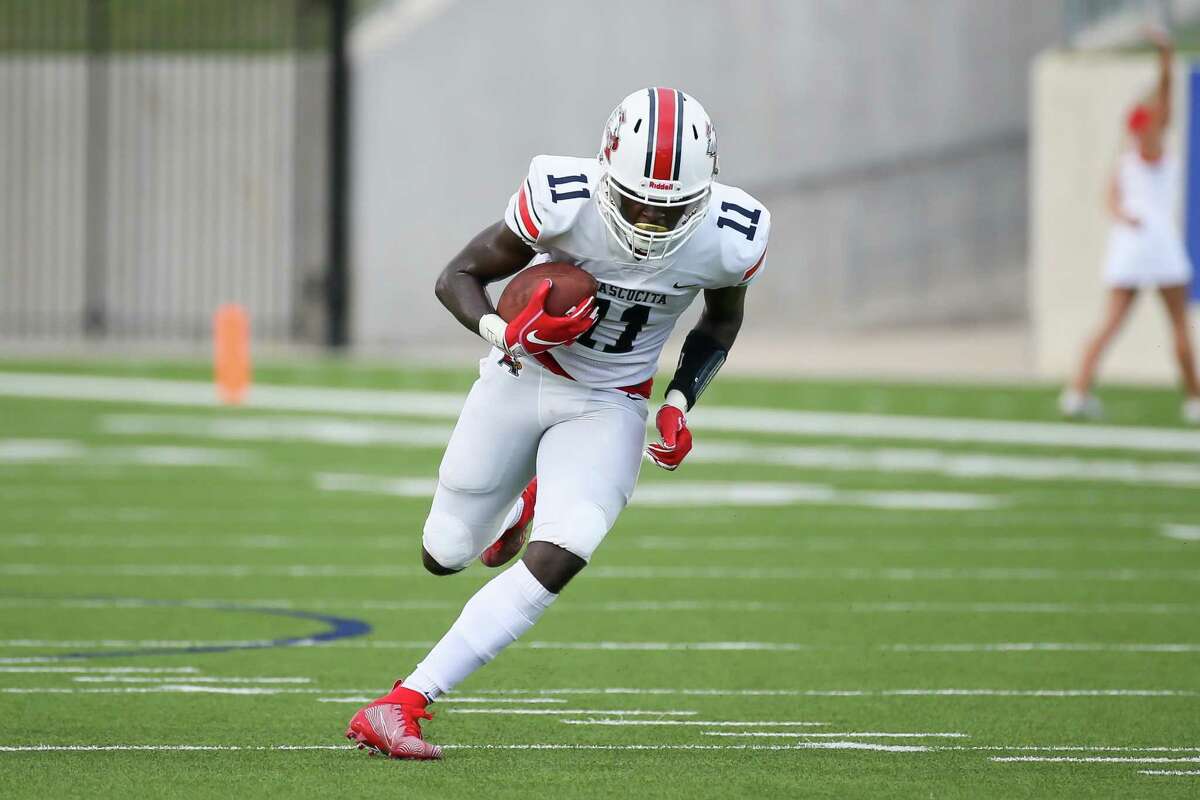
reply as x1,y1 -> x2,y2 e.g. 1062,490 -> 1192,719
709,183 -> 770,287
504,154 -> 600,247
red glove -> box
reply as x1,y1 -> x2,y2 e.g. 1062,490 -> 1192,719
505,279 -> 598,356
646,404 -> 692,471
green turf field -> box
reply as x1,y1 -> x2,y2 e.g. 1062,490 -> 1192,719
1,359 -> 1198,798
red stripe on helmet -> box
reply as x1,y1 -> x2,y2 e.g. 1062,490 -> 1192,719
518,184 -> 540,240
651,87 -> 677,181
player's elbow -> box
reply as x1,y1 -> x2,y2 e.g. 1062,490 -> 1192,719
433,268 -> 455,309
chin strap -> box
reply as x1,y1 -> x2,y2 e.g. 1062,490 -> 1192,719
665,329 -> 728,411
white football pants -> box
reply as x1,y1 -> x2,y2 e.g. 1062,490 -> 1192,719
421,352 -> 648,571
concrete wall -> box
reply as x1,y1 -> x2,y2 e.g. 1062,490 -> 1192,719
1030,51 -> 1200,384
351,0 -> 1062,352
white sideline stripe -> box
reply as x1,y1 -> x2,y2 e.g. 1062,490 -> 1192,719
559,720 -> 828,727
316,472 -> 1001,511
702,731 -> 967,739
72,676 -> 311,685
1140,770 -> 1200,775
7,371 -> 1200,453
1163,524 -> 1200,542
994,756 -> 1200,764
472,687 -> 1200,698
3,596 -> 1192,617
0,666 -> 199,674
885,642 -> 1200,653
101,412 -> 1200,489
12,564 -> 1200,581
0,438 -> 254,467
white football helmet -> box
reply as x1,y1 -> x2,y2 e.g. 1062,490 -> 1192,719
597,88 -> 718,261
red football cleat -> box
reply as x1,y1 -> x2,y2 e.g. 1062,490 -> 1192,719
480,477 -> 537,568
345,681 -> 443,760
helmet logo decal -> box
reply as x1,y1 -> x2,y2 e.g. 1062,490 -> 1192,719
603,107 -> 625,163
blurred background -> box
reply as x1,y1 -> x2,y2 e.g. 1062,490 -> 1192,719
2,0 -> 1198,383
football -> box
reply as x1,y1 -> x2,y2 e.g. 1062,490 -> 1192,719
497,261 -> 598,321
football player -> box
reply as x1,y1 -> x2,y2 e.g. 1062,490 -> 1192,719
346,88 -> 770,758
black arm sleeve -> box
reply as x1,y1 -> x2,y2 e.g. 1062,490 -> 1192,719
665,329 -> 728,411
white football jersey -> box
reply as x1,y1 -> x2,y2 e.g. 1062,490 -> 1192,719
502,154 -> 770,388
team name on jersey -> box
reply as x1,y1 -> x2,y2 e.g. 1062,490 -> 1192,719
597,281 -> 669,306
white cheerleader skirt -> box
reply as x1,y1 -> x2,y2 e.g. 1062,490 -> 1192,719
1103,222 -> 1194,288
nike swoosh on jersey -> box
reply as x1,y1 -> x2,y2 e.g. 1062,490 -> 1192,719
526,331 -> 571,347
673,282 -> 700,289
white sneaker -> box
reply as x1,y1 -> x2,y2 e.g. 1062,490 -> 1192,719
1059,389 -> 1102,420
1184,398 -> 1200,425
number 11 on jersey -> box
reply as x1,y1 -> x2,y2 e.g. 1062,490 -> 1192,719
576,299 -> 651,354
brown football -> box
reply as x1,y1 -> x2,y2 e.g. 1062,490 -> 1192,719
497,262 -> 599,321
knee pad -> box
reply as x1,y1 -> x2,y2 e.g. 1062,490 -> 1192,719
530,502 -> 610,564
422,510 -> 478,572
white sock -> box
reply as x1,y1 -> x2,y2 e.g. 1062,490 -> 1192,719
404,560 -> 555,701
498,496 -> 525,533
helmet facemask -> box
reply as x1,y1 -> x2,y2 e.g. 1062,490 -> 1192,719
599,175 -> 710,261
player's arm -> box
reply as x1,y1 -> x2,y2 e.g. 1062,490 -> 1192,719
645,286 -> 745,471
434,221 -> 532,333
1149,27 -> 1173,127
433,221 -> 596,358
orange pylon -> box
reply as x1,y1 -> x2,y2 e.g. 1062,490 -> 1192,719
213,304 -> 251,405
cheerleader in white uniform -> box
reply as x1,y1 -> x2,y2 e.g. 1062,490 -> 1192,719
1062,30 -> 1200,424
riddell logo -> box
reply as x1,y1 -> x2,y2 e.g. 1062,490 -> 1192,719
648,180 -> 674,190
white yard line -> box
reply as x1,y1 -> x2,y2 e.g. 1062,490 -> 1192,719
0,440 -> 86,462
0,742 -> 1195,756
439,709 -> 698,716
1162,524 -> 1200,542
993,756 -> 1200,764
0,666 -> 199,674
0,742 -> 930,753
694,441 -> 1200,487
4,596 -> 1191,617
1139,770 -> 1200,775
10,564 -> 1198,581
471,687 -> 1200,698
99,414 -> 454,447
0,438 -> 255,468
11,533 -> 1184,556
4,637 -> 1197,656
71,676 -> 311,684
312,696 -> 566,705
316,472 -> 1002,511
101,413 -> 1200,488
6,371 -> 1200,453
884,643 -> 1200,653
559,720 -> 828,727
703,731 -> 967,739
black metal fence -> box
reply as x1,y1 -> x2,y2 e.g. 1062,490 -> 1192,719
0,0 -> 351,345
